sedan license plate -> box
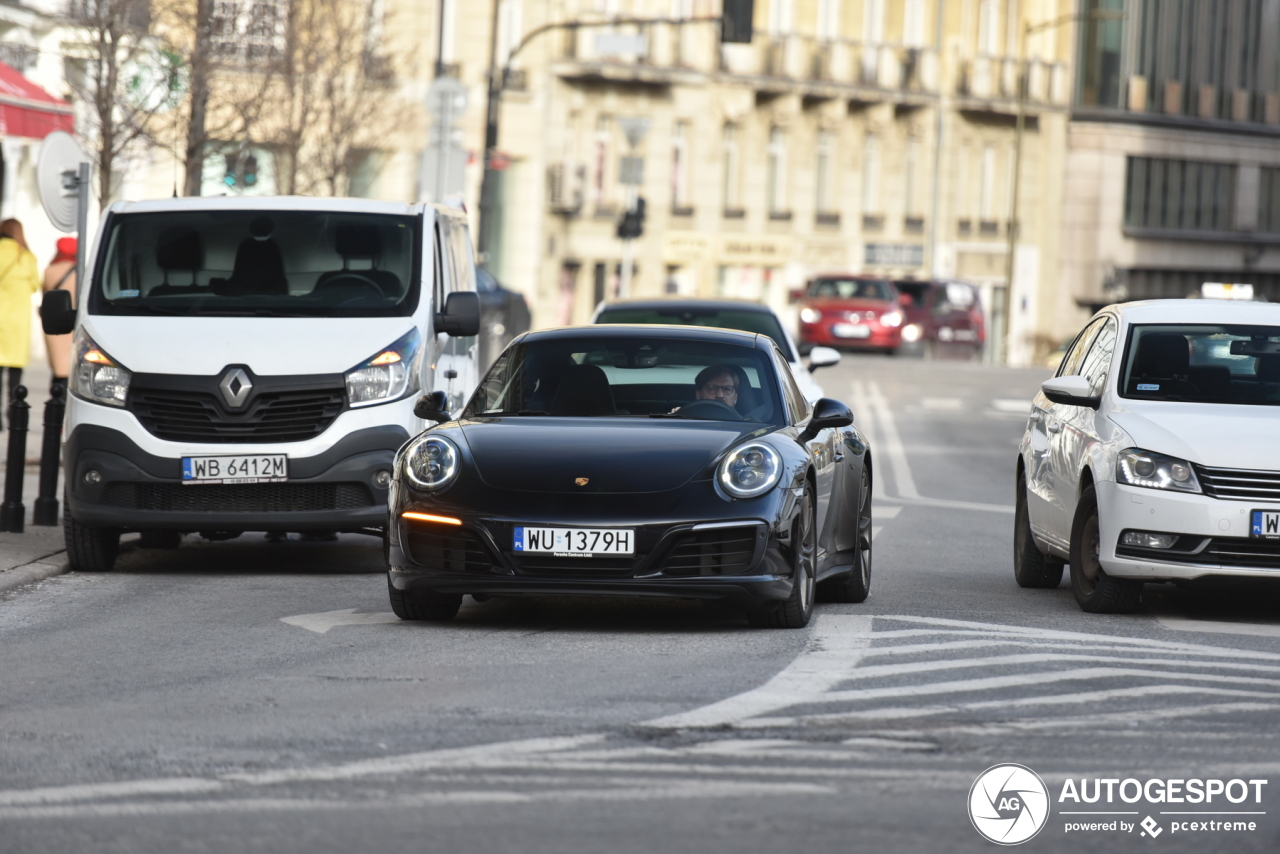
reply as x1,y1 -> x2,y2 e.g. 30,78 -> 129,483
831,323 -> 871,339
1251,510 -> 1280,539
182,454 -> 287,485
514,527 -> 634,556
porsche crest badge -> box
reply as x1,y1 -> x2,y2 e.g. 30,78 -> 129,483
575,478 -> 589,486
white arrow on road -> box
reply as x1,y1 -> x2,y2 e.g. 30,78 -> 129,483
280,609 -> 401,634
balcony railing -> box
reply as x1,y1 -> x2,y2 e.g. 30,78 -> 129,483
959,54 -> 1070,105
720,35 -> 939,93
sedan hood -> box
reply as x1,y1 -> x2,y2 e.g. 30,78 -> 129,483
1108,402 -> 1280,470
459,418 -> 764,493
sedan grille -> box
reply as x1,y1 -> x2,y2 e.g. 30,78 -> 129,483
103,482 -> 373,513
1200,537 -> 1280,570
405,528 -> 492,575
661,526 -> 761,577
1194,465 -> 1280,502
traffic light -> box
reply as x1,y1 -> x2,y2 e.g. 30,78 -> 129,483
721,0 -> 754,43
616,196 -> 646,239
223,154 -> 238,187
243,155 -> 258,187
223,152 -> 260,189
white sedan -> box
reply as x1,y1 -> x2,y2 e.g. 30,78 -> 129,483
1015,299 -> 1280,613
590,298 -> 840,403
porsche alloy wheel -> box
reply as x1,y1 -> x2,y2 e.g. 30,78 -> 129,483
750,482 -> 817,629
820,467 -> 872,603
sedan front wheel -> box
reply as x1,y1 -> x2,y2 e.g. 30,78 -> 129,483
1069,484 -> 1142,613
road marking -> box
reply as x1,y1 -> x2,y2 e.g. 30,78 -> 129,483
875,506 -> 903,519
0,778 -> 223,807
862,381 -> 919,498
1157,617 -> 1280,638
991,398 -> 1032,413
920,397 -> 963,410
280,608 -> 401,634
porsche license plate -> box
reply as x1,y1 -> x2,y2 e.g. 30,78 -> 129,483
182,454 -> 287,485
514,527 -> 634,556
1251,510 -> 1280,539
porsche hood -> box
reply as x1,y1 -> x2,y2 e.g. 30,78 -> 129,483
458,418 -> 765,493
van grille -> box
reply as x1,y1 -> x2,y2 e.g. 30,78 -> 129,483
103,482 -> 373,513
1195,465 -> 1280,502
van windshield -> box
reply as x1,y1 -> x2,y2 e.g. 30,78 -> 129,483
89,210 -> 420,317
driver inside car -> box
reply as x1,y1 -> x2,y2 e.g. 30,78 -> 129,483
670,364 -> 746,417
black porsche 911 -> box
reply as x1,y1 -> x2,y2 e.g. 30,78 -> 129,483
385,325 -> 874,628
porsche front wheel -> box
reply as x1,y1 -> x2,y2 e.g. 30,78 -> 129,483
388,577 -> 462,621
749,483 -> 817,629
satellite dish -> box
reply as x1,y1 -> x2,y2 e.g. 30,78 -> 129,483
37,131 -> 90,233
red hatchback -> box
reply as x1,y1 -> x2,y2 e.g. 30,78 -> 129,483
797,275 -> 907,354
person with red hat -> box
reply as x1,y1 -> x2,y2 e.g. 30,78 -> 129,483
42,235 -> 77,385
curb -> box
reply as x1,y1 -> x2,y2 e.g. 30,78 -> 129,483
0,554 -> 69,595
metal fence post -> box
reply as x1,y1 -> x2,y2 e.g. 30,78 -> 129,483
32,382 -> 65,526
1,385 -> 30,532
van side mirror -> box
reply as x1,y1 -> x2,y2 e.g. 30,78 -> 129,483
800,397 -> 853,441
413,391 -> 452,423
41,289 -> 76,335
435,291 -> 480,337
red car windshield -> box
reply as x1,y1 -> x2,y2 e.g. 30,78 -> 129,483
808,278 -> 894,301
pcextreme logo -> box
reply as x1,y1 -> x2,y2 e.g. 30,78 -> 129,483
969,764 -> 1051,845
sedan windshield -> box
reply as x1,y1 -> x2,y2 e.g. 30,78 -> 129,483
1120,324 -> 1280,405
90,210 -> 420,318
465,336 -> 785,425
595,306 -> 796,360
808,278 -> 894,301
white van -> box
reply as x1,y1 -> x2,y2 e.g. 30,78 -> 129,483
41,197 -> 482,571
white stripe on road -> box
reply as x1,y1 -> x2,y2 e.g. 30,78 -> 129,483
0,778 -> 224,807
864,381 -> 920,498
642,614 -> 874,729
280,608 -> 401,634
920,397 -> 963,410
1158,617 -> 1280,639
991,398 -> 1033,413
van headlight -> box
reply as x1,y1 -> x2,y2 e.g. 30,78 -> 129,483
71,331 -> 131,407
1116,448 -> 1202,493
346,329 -> 421,407
402,435 -> 460,491
717,443 -> 782,500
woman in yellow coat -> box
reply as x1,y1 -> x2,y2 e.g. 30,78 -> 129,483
0,218 -> 42,423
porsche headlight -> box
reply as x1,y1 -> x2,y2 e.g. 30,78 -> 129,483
717,443 -> 782,500
799,307 -> 822,324
1116,448 -> 1201,493
346,328 -> 421,407
403,435 -> 460,491
71,331 -> 131,407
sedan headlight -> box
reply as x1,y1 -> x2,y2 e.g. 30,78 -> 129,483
1116,448 -> 1202,493
346,329 -> 421,408
879,310 -> 903,328
799,307 -> 822,324
71,331 -> 130,407
403,435 -> 460,491
717,443 -> 782,499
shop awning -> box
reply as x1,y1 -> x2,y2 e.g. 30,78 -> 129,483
0,60 -> 74,139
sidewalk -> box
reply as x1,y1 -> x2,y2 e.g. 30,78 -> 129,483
0,418 -> 69,596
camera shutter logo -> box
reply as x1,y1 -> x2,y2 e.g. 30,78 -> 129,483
968,764 -> 1051,845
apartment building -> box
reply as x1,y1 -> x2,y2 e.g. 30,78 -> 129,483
381,1 -> 1079,365
1063,0 -> 1280,319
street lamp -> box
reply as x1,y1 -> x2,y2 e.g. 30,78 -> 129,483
997,8 -> 1124,366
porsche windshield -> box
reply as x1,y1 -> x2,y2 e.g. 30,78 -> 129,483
594,306 -> 796,360
466,337 -> 786,425
89,210 -> 420,317
1120,324 -> 1280,405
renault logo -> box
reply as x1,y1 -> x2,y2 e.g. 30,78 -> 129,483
219,368 -> 253,408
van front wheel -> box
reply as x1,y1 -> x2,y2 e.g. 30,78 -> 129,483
64,502 -> 120,572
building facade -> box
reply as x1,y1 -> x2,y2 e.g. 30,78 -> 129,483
1064,0 -> 1280,324
376,1 -> 1079,364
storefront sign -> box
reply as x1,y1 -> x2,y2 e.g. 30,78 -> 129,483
865,243 -> 924,267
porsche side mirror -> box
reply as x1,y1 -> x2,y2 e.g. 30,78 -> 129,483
1041,375 -> 1100,410
435,291 -> 481,337
41,288 -> 76,336
807,346 -> 841,372
800,397 -> 853,441
414,390 -> 451,423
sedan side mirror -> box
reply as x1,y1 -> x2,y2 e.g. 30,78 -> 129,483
800,397 -> 853,441
413,390 -> 452,423
1041,375 -> 1100,410
41,288 -> 76,336
435,291 -> 481,337
898,292 -> 913,307
806,346 -> 841,372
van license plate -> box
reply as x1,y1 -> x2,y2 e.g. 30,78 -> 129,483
182,454 -> 288,485
1251,510 -> 1280,539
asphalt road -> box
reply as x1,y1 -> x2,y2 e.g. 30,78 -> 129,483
2,355 -> 1279,854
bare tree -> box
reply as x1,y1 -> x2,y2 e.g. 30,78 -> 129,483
65,0 -> 180,209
